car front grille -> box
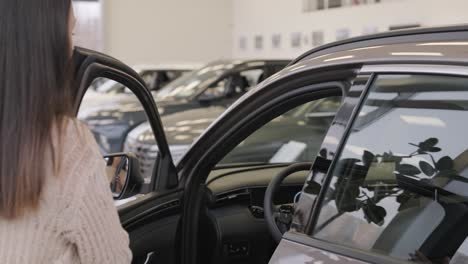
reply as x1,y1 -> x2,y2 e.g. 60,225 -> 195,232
124,138 -> 189,184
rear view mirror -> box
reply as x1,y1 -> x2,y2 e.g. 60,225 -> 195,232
104,153 -> 144,200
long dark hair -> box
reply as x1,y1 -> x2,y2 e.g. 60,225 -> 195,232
0,0 -> 74,218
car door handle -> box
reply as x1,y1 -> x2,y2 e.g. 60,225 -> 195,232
143,251 -> 156,264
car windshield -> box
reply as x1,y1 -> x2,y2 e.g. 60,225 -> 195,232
155,62 -> 233,100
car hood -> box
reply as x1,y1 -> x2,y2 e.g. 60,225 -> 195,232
79,91 -> 138,114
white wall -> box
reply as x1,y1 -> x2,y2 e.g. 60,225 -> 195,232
99,0 -> 468,64
74,1 -> 104,52
101,0 -> 233,65
233,0 -> 468,60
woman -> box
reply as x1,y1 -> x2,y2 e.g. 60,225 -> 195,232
0,0 -> 132,263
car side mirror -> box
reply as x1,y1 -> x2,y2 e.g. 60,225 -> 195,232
104,153 -> 144,200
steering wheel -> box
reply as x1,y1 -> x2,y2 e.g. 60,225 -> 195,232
264,163 -> 313,243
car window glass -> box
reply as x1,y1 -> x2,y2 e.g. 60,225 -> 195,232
218,96 -> 342,166
202,68 -> 265,99
140,70 -> 187,92
96,79 -> 120,93
203,79 -> 227,98
156,63 -> 229,100
139,71 -> 158,91
78,78 -> 156,186
165,70 -> 183,80
96,73 -> 152,95
312,74 -> 468,263
240,69 -> 265,88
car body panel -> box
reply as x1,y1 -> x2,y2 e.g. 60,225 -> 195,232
270,238 -> 366,264
263,40 -> 468,91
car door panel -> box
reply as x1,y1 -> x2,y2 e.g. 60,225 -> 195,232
116,189 -> 184,264
270,237 -> 367,264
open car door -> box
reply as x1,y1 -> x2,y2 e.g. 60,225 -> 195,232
72,47 -> 182,264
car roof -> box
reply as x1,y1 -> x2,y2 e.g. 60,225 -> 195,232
259,25 -> 468,88
291,24 -> 468,65
207,59 -> 291,67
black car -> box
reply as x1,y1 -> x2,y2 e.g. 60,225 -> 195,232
73,26 -> 468,264
78,59 -> 289,153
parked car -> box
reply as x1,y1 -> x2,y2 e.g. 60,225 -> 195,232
78,59 -> 290,153
80,64 -> 198,112
73,25 -> 468,264
124,96 -> 341,182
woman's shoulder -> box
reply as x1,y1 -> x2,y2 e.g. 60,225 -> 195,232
61,118 -> 97,143
56,117 -> 101,154
52,117 -> 104,179
42,118 -> 106,218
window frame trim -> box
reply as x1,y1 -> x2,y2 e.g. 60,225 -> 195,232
361,64 -> 468,77
303,63 -> 468,263
306,73 -> 377,233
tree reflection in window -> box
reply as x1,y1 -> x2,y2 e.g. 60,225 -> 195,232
311,73 -> 468,263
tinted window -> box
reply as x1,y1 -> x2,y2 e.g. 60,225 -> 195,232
312,74 -> 468,263
78,78 -> 155,179
156,63 -> 231,100
202,68 -> 265,99
219,96 -> 342,165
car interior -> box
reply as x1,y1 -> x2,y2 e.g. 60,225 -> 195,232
124,92 -> 343,264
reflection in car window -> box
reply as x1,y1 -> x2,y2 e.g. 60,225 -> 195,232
219,96 -> 342,165
312,74 -> 468,263
156,62 -> 233,100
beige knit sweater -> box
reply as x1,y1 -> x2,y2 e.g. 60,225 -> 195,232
0,119 -> 132,263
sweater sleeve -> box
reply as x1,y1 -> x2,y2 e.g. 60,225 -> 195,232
63,123 -> 132,264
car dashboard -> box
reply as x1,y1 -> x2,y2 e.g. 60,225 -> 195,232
198,164 -> 309,264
